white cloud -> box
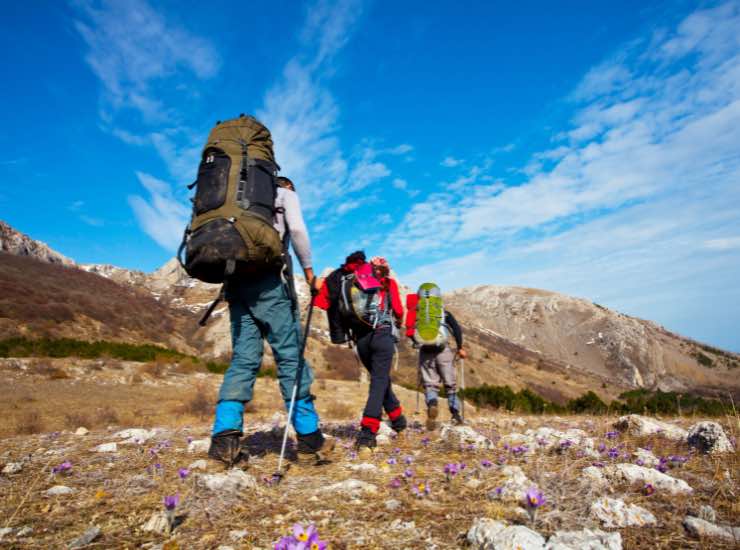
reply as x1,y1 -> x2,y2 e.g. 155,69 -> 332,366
128,172 -> 189,251
336,200 -> 363,215
704,237 -> 740,251
441,156 -> 462,167
392,178 -> 407,190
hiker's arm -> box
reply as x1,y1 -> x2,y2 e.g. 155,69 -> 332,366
283,190 -> 313,274
389,279 -> 404,323
446,312 -> 464,351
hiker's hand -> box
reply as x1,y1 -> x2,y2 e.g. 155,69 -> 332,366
304,268 -> 316,290
458,349 -> 467,359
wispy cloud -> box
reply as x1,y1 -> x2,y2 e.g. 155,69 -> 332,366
127,172 -> 189,251
441,156 -> 462,167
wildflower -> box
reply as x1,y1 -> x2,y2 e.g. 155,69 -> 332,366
163,494 -> 180,511
393,447 -> 401,454
186,436 -> 193,444
404,455 -> 414,465
503,443 -> 510,451
592,461 -> 605,468
421,437 -> 430,446
524,486 -> 546,512
51,461 -> 72,474
598,442 -> 606,452
460,462 -> 467,470
389,477 -> 402,489
444,463 -> 459,477
387,457 -> 397,465
292,523 -> 317,544
404,468 -> 414,478
636,458 -> 644,466
496,456 -> 507,465
492,486 -> 503,497
178,468 -> 189,480
412,480 -> 430,498
480,459 -> 493,468
605,431 -> 618,439
607,448 -> 619,459
644,483 -> 655,496
575,450 -> 585,458
559,439 -> 573,449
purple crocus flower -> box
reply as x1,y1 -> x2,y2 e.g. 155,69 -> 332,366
292,523 -> 317,544
636,458 -> 645,466
607,448 -> 619,459
387,457 -> 397,465
404,456 -> 414,465
186,436 -> 193,444
163,494 -> 180,511
605,431 -> 618,439
411,480 -> 430,498
404,468 -> 414,478
393,447 -> 401,454
51,461 -> 72,474
178,468 -> 189,479
560,439 -> 573,449
493,486 -> 503,497
524,486 -> 546,509
421,437 -> 430,446
480,459 -> 493,468
444,463 -> 459,477
598,443 -> 606,452
389,477 -> 402,489
592,461 -> 605,468
644,483 -> 655,496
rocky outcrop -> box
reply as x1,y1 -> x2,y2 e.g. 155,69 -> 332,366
0,220 -> 74,265
687,421 -> 734,454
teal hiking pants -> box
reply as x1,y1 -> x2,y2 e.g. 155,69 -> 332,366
212,272 -> 318,436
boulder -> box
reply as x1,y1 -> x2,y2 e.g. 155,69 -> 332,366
613,415 -> 686,440
467,518 -> 545,549
545,528 -> 622,550
683,516 -> 740,542
686,422 -> 734,454
440,424 -> 494,450
602,463 -> 692,495
590,497 -> 656,528
200,470 -> 257,493
46,485 -> 76,496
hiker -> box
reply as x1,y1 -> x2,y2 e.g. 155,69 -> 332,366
314,250 -> 367,344
406,283 -> 467,428
317,254 -> 407,455
180,115 -> 332,467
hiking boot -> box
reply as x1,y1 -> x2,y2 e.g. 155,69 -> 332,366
451,410 -> 464,425
426,400 -> 439,431
390,414 -> 408,434
208,429 -> 245,466
355,427 -> 377,459
296,430 -> 337,465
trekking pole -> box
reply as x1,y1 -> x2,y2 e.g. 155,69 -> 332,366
414,349 -> 421,416
274,285 -> 316,482
460,357 -> 466,421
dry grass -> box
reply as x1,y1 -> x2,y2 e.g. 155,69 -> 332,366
13,411 -> 43,435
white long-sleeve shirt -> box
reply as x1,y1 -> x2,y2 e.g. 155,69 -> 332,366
273,187 -> 312,270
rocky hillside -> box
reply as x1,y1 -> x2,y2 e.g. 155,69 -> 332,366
0,355 -> 737,548
1,219 -> 738,402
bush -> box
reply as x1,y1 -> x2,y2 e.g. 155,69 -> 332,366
567,391 -> 608,414
694,352 -> 714,367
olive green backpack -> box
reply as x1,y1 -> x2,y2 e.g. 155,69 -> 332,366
178,114 -> 284,284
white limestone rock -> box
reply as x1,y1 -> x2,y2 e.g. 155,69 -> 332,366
467,518 -> 545,549
546,529 -> 622,550
45,485 -> 76,496
94,442 -> 117,453
347,462 -> 378,472
229,529 -> 248,542
200,469 -> 257,493
632,448 -> 659,468
489,465 -> 533,501
188,459 -> 208,471
590,497 -> 656,528
440,424 -> 494,450
68,526 -> 101,549
2,462 -> 23,474
317,479 -> 378,497
687,422 -> 734,454
683,516 -> 740,542
141,512 -> 170,535
74,427 -> 89,436
613,415 -> 687,440
187,438 -> 210,453
114,428 -> 156,444
602,463 -> 692,495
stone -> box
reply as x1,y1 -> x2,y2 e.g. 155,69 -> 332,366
317,479 -> 378,497
200,469 -> 257,493
188,459 -> 208,471
375,434 -> 391,446
69,526 -> 101,549
229,530 -> 248,541
2,462 -> 23,474
46,485 -> 76,496
0,528 -> 13,541
94,442 -> 117,453
581,466 -> 607,488
16,526 -> 32,537
347,463 -> 378,472
440,424 -> 494,450
141,512 -> 170,535
216,546 -> 235,550
74,427 -> 89,436
489,465 -> 533,501
467,518 -> 546,549
602,463 -> 692,495
114,428 -> 155,444
683,516 -> 740,542
385,499 -> 402,511
697,505 -> 716,523
546,528 -> 622,550
632,448 -> 659,467
613,415 -> 687,440
188,438 -> 210,453
590,497 -> 657,528
389,519 -> 416,531
687,422 -> 734,454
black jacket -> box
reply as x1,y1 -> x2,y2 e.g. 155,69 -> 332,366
444,311 -> 463,349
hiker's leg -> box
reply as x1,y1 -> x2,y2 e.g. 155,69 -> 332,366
419,347 -> 442,405
213,291 -> 264,434
361,328 -> 394,433
250,272 -> 318,436
437,345 -> 459,412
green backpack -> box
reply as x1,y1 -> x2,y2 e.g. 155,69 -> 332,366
413,282 -> 448,347
178,115 -> 284,284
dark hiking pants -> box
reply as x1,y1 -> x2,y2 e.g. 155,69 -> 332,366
356,326 -> 401,432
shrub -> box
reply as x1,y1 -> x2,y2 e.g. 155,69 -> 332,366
15,411 -> 43,435
567,391 -> 608,414
694,352 -> 714,368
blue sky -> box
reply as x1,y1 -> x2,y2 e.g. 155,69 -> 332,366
1,1 -> 739,351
